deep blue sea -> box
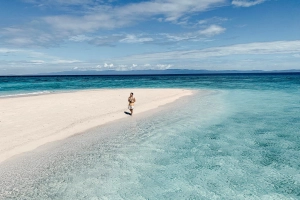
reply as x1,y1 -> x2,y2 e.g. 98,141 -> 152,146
0,74 -> 299,199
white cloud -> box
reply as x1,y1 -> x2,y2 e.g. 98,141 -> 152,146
66,28 -> 224,46
198,17 -> 228,25
23,0 -> 96,6
120,35 -> 153,43
156,64 -> 172,69
164,34 -> 194,42
2,1 -> 227,47
104,63 -> 114,68
88,35 -> 123,46
198,20 -> 208,25
198,25 -> 226,37
117,40 -> 300,62
43,13 -> 121,33
69,35 -> 92,42
2,41 -> 300,75
73,39 -> 300,70
30,60 -> 45,64
6,38 -> 34,46
102,63 -> 173,70
0,26 -> 66,47
42,0 -> 226,33
73,63 -> 174,71
68,34 -> 154,46
52,59 -> 81,64
115,64 -> 128,71
0,47 -> 82,67
0,48 -> 46,58
0,48 -> 21,54
162,24 -> 226,42
232,0 -> 266,7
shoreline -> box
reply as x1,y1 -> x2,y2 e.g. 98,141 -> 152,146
0,88 -> 195,163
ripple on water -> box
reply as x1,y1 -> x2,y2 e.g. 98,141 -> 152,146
0,89 -> 300,199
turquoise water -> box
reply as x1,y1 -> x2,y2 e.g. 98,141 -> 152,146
0,74 -> 299,199
0,74 -> 299,96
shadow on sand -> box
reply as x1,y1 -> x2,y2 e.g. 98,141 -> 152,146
124,111 -> 131,116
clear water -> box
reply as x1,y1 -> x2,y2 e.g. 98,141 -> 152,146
1,74 -> 299,96
0,74 -> 299,199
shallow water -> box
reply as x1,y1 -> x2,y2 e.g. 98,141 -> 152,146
0,74 -> 300,199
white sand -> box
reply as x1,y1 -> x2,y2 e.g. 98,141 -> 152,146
0,89 -> 193,163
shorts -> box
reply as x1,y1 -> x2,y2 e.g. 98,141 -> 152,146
128,105 -> 134,110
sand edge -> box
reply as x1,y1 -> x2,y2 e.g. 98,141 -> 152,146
0,88 -> 195,163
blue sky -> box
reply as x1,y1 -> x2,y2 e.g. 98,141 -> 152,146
0,0 -> 299,75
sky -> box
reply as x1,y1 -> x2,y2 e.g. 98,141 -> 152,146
0,0 -> 300,75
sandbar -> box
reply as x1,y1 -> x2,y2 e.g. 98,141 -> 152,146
0,89 -> 193,163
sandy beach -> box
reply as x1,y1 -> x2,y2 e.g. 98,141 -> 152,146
0,89 -> 193,163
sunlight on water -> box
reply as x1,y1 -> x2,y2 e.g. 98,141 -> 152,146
0,75 -> 300,199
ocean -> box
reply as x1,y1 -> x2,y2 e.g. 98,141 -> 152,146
0,74 -> 299,199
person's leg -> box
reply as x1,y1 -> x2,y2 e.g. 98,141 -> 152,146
130,109 -> 133,115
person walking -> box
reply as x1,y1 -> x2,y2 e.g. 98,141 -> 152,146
128,92 -> 136,116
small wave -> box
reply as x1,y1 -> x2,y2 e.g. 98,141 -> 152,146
0,91 -> 51,98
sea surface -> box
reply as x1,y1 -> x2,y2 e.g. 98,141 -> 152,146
0,74 -> 299,199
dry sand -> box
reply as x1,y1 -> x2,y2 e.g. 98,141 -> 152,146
0,89 -> 193,163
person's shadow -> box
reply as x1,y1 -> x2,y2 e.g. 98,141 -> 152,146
124,111 -> 131,116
